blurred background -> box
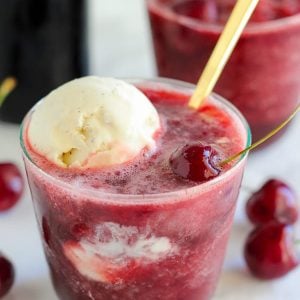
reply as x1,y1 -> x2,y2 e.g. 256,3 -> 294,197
88,0 -> 155,78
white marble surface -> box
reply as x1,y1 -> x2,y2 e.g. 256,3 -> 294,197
0,0 -> 299,299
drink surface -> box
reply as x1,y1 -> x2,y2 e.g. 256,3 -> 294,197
147,0 -> 300,142
22,82 -> 247,300
24,86 -> 244,195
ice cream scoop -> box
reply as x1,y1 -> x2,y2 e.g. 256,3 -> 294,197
27,77 -> 160,168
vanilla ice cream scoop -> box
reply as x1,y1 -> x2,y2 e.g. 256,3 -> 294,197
28,77 -> 160,168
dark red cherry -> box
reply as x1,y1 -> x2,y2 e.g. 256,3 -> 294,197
0,163 -> 24,212
244,223 -> 299,279
0,254 -> 15,297
246,179 -> 299,226
169,143 -> 221,182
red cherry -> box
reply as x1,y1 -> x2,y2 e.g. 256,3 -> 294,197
246,179 -> 299,226
244,223 -> 299,279
0,163 -> 24,212
0,254 -> 15,297
169,143 -> 221,182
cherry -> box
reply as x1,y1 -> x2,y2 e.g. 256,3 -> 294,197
0,163 -> 24,212
0,254 -> 15,297
169,143 -> 221,182
246,179 -> 299,226
244,223 -> 299,279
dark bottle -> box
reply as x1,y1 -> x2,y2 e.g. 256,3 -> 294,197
0,0 -> 87,123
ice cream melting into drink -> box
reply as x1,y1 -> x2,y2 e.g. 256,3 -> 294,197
64,222 -> 177,284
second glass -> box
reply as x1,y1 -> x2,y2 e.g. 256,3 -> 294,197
147,0 -> 300,142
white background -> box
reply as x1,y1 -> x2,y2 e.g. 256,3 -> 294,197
0,0 -> 299,299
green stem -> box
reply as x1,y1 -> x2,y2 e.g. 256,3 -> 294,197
220,104 -> 300,167
0,77 -> 17,107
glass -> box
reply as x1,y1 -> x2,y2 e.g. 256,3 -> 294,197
21,78 -> 251,300
146,0 -> 300,142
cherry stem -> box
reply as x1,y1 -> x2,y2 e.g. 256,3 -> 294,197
0,77 -> 17,107
219,104 -> 300,167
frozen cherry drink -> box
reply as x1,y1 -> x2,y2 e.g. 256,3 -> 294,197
147,0 -> 300,141
21,77 -> 250,300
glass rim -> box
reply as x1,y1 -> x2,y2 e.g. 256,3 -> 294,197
146,0 -> 300,35
20,77 -> 251,205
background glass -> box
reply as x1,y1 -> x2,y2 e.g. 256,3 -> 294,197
147,0 -> 300,142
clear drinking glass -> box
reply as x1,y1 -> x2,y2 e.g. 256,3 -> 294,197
21,78 -> 251,300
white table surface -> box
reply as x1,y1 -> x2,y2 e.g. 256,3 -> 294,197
0,0 -> 299,299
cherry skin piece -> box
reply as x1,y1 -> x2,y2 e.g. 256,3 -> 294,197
0,254 -> 15,297
169,143 -> 221,183
244,223 -> 299,280
0,163 -> 24,212
246,179 -> 299,226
